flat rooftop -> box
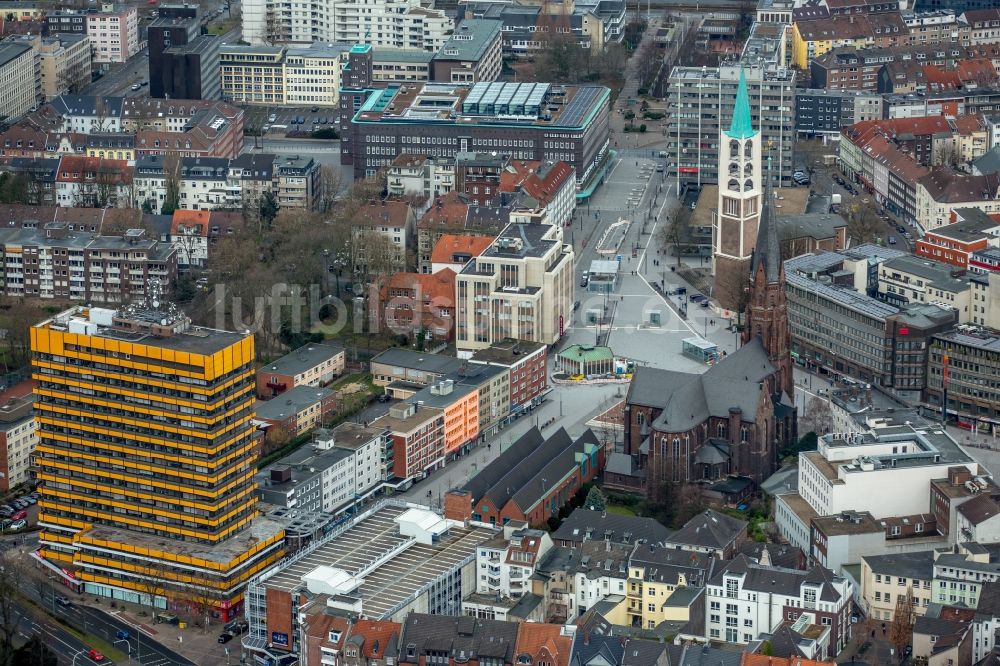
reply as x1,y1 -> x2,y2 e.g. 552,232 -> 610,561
37,306 -> 248,357
261,503 -> 493,618
260,342 -> 344,378
81,515 -> 284,565
255,386 -> 333,420
355,81 -> 609,130
934,327 -> 1000,352
479,223 -> 558,259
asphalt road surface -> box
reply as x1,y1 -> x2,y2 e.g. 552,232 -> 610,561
21,578 -> 195,666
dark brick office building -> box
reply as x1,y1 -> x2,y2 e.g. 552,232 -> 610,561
341,76 -> 611,189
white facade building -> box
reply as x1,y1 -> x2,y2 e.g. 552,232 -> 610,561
705,556 -> 853,659
243,0 -> 453,51
798,421 -> 979,520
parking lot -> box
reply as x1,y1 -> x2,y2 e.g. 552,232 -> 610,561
0,489 -> 39,534
243,106 -> 341,136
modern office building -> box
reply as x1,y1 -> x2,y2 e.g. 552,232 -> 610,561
795,88 -> 883,137
148,17 -> 220,100
343,80 -> 611,188
161,35 -> 221,101
45,10 -> 88,36
785,249 -> 957,395
454,221 -> 574,352
219,43 -> 349,107
31,303 -> 284,620
925,326 -> 1000,432
665,64 -> 796,189
243,503 -> 492,663
461,0 -> 626,55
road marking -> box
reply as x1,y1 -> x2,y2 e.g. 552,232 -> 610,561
634,216 -> 698,337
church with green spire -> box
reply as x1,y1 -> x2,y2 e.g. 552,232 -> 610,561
713,68 -> 763,312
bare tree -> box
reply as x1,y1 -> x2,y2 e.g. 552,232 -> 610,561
889,588 -> 915,659
801,396 -> 834,435
161,153 -> 181,215
657,203 -> 691,267
846,201 -> 882,245
0,551 -> 28,666
318,165 -> 343,212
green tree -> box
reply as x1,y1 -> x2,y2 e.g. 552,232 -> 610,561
259,190 -> 279,225
585,486 -> 607,512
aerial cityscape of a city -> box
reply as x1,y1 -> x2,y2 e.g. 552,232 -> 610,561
0,0 -> 999,664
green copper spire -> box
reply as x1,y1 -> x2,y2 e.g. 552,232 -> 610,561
726,68 -> 757,140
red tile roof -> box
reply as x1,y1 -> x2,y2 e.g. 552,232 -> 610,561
513,623 -> 572,666
419,190 -> 470,229
56,156 -> 133,185
353,198 -> 413,229
171,210 -> 210,236
741,656 -> 835,666
499,160 -> 574,206
348,619 -> 401,660
380,269 -> 457,304
430,233 -> 496,265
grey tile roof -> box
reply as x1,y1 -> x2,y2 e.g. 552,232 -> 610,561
551,508 -> 672,547
604,451 -> 639,477
762,625 -> 809,658
738,542 -> 805,570
463,426 -> 544,502
371,348 -> 464,375
666,509 -> 746,551
254,385 -> 333,420
956,493 -> 1000,525
398,614 -> 518,662
509,428 -> 600,512
665,644 -> 743,666
571,635 -> 667,666
631,338 -> 776,432
631,545 -> 716,587
862,550 -> 935,580
752,184 -> 782,284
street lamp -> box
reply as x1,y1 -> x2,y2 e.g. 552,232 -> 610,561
113,639 -> 131,664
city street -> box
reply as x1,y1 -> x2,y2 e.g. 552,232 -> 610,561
397,383 -> 626,507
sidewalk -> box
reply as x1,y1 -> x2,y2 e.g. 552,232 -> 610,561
109,602 -> 238,665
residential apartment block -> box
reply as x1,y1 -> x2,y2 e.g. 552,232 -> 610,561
257,343 -> 346,399
255,385 -> 336,436
257,422 -> 390,514
454,222 -> 574,352
242,0 -> 453,50
860,550 -> 935,621
32,305 -> 284,620
7,33 -> 93,103
0,382 -> 36,492
86,4 -> 140,64
704,556 -> 853,658
0,222 -> 175,303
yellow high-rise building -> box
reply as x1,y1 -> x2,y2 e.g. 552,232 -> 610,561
30,300 -> 283,621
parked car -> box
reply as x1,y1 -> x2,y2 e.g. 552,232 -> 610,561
11,510 -> 26,521
218,632 -> 234,643
268,114 -> 277,123
579,276 -> 589,287
573,300 -> 581,311
689,294 -> 707,303
56,596 -> 72,607
0,507 -> 13,517
225,620 -> 249,634
296,116 -> 305,124
377,393 -> 391,403
131,83 -> 141,91
310,106 -> 319,112
9,519 -> 26,530
87,648 -> 104,662
23,496 -> 36,505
